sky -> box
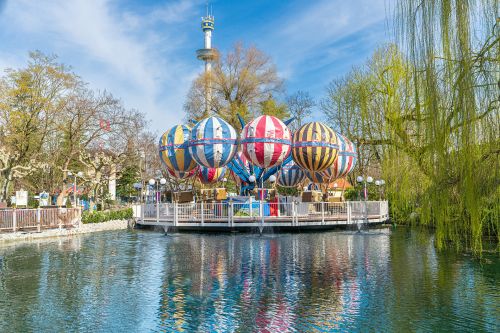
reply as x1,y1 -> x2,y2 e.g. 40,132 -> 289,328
0,0 -> 392,134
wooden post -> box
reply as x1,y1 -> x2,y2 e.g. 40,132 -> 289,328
58,207 -> 62,230
36,207 -> 41,232
12,209 -> 17,232
76,207 -> 82,229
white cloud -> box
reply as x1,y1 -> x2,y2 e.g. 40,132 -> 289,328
262,0 -> 389,80
0,0 -> 201,133
0,0 -> 391,132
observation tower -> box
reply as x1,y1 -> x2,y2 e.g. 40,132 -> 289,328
196,5 -> 217,115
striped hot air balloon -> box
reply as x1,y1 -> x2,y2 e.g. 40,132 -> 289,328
159,125 -> 197,172
167,167 -> 198,179
277,161 -> 305,187
189,116 -> 238,168
328,134 -> 357,179
198,165 -> 226,184
305,170 -> 330,184
241,115 -> 291,168
291,122 -> 339,172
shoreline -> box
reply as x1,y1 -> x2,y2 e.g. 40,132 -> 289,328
0,219 -> 132,246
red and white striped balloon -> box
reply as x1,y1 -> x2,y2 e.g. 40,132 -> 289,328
241,115 -> 291,168
328,133 -> 357,179
198,165 -> 226,184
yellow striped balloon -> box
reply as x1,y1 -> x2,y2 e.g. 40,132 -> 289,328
159,125 -> 198,173
291,122 -> 339,172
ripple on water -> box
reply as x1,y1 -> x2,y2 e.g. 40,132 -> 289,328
0,228 -> 498,332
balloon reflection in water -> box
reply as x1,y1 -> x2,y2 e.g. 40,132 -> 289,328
155,231 -> 390,332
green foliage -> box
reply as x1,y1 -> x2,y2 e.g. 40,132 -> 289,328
276,186 -> 299,196
323,1 -> 499,255
116,165 -> 140,200
82,207 -> 133,224
343,188 -> 358,201
259,97 -> 289,119
28,196 -> 39,208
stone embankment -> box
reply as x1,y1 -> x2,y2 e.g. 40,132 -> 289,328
0,219 -> 133,245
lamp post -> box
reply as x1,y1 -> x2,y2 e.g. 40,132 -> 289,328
159,178 -> 167,202
149,177 -> 167,203
375,179 -> 385,200
68,171 -> 83,206
133,183 -> 142,203
356,175 -> 373,229
139,150 -> 146,203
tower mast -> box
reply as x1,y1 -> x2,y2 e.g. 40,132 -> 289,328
196,3 -> 216,116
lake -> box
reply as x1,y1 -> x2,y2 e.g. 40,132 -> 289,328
0,227 -> 497,332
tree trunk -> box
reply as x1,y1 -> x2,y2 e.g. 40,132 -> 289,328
0,169 -> 12,202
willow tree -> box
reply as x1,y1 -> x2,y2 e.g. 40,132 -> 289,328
323,3 -> 498,253
395,0 -> 499,253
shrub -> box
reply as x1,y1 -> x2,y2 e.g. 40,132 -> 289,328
82,207 -> 133,224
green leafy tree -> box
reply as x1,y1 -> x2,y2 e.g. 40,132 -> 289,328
116,165 -> 140,201
259,97 -> 289,119
0,52 -> 79,201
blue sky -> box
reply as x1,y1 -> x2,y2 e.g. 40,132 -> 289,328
0,0 -> 392,133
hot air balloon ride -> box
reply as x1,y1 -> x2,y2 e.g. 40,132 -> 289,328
277,161 -> 305,188
327,134 -> 357,180
303,133 -> 357,184
304,169 -> 331,184
291,122 -> 339,172
241,115 -> 291,169
166,167 -> 198,180
159,125 -> 197,173
189,116 -> 238,168
198,165 -> 227,184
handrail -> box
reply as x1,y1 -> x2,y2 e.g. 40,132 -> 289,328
136,201 -> 389,227
0,207 -> 81,232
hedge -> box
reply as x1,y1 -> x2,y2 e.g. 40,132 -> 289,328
82,208 -> 133,224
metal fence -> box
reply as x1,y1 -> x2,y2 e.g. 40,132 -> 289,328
136,201 -> 389,227
0,208 -> 81,232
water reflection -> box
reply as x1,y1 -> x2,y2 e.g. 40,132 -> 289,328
0,229 -> 497,332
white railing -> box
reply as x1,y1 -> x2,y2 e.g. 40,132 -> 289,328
137,201 -> 390,227
0,207 -> 81,232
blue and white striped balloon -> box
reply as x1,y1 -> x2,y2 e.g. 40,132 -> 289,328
189,116 -> 238,168
277,161 -> 305,187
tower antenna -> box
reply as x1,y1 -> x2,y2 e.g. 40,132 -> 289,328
196,3 -> 216,116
